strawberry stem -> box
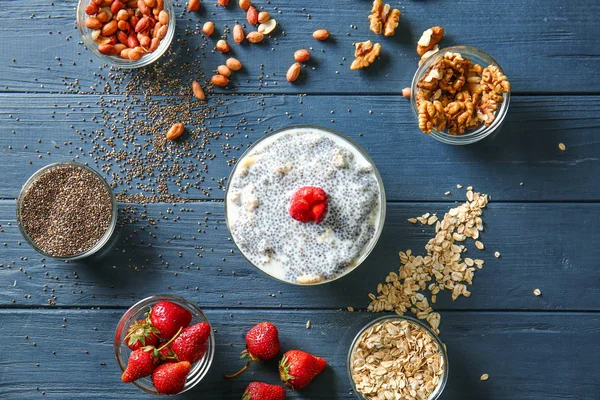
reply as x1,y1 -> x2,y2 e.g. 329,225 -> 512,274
157,326 -> 183,352
223,363 -> 250,379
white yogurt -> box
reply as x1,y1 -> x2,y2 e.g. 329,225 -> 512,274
226,127 -> 384,284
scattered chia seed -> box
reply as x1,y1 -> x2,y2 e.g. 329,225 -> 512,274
19,165 -> 113,257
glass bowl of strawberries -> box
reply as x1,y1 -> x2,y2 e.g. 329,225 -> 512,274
114,295 -> 215,395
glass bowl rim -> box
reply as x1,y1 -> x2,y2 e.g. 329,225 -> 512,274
410,45 -> 511,145
76,0 -> 176,69
224,124 -> 387,286
346,314 -> 449,400
16,161 -> 118,260
113,294 -> 216,395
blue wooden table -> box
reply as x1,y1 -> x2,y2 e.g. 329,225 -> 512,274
1,0 -> 600,399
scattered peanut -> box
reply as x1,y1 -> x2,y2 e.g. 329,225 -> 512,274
312,29 -> 330,40
402,87 -> 411,99
202,21 -> 215,36
216,39 -> 231,53
258,11 -> 270,24
166,122 -> 185,140
246,31 -> 264,44
217,0 -> 229,6
239,0 -> 252,11
192,81 -> 206,100
247,6 -> 258,25
258,19 -> 277,35
286,63 -> 301,82
211,74 -> 230,87
226,57 -> 243,71
233,24 -> 245,44
217,65 -> 232,77
188,0 -> 200,12
294,49 -> 311,63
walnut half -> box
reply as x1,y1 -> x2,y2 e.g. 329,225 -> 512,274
368,0 -> 401,37
350,40 -> 382,70
417,26 -> 444,56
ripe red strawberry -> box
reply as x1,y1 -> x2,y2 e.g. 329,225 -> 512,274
172,322 -> 211,363
279,350 -> 326,389
150,301 -> 192,339
242,382 -> 286,400
157,343 -> 177,363
125,319 -> 159,350
121,346 -> 158,383
289,186 -> 328,223
225,322 -> 280,379
152,361 -> 191,395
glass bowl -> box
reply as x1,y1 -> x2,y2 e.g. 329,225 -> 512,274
410,46 -> 511,145
114,295 -> 215,395
347,315 -> 449,400
225,125 -> 386,286
16,161 -> 118,261
76,0 -> 176,69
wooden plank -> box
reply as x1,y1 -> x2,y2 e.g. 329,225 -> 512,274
1,0 -> 599,94
2,200 -> 599,310
1,94 -> 599,201
0,308 -> 598,399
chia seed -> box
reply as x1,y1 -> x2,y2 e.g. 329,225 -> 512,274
19,164 -> 114,258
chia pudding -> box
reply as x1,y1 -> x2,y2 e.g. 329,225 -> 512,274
226,126 -> 385,285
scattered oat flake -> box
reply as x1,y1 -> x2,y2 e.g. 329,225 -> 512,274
407,218 -> 418,224
306,320 -> 311,329
533,288 -> 542,296
456,184 -> 463,189
480,373 -> 489,381
558,143 -> 566,151
475,241 -> 484,250
444,191 -> 451,195
347,306 -> 355,312
494,251 -> 500,258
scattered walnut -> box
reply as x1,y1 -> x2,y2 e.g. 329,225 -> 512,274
417,26 -> 444,56
350,40 -> 382,70
368,0 -> 401,37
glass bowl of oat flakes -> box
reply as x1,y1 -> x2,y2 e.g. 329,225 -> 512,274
410,46 -> 511,145
348,315 -> 448,400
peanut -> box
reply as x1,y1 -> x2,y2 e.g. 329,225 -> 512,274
294,49 -> 311,63
402,87 -> 411,98
118,20 -> 130,31
96,10 -> 110,23
137,0 -> 150,15
101,20 -> 118,36
258,11 -> 270,23
144,0 -> 156,7
158,10 -> 169,25
128,46 -> 146,61
85,3 -> 100,15
156,25 -> 168,40
216,40 -> 230,53
192,81 -> 206,100
233,24 -> 245,44
312,29 -> 330,40
247,6 -> 258,25
149,37 -> 160,52
116,9 -> 129,20
120,48 -> 131,59
135,16 -> 152,33
188,0 -> 200,12
246,31 -> 264,44
217,65 -> 232,77
166,123 -> 185,140
110,0 -> 124,14
85,17 -> 103,30
140,35 -> 151,49
211,74 -> 230,87
98,44 -> 116,55
226,57 -> 242,71
286,63 -> 301,82
127,35 -> 139,48
217,0 -> 229,6
114,43 -> 127,54
202,21 -> 215,36
239,0 -> 252,11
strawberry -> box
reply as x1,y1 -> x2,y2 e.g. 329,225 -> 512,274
242,382 -> 286,400
151,361 -> 191,395
225,322 -> 280,379
121,346 -> 158,383
289,186 -> 328,223
149,301 -> 192,339
158,343 -> 177,363
124,319 -> 160,351
279,350 -> 326,390
172,322 -> 211,363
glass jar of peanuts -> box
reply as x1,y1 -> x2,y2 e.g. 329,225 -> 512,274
347,315 -> 448,400
410,46 -> 511,145
77,0 -> 176,68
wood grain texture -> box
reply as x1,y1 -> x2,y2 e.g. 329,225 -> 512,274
1,94 -> 599,201
0,0 -> 599,94
1,308 -> 598,399
2,200 -> 599,310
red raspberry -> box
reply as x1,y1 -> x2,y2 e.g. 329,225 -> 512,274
289,186 -> 328,223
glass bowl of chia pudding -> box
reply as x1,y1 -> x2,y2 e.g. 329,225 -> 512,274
16,162 -> 117,260
225,125 -> 386,285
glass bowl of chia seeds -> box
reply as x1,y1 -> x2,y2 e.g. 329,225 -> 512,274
76,0 -> 176,69
410,46 -> 511,145
347,315 -> 448,400
114,295 -> 215,395
16,162 -> 117,260
225,125 -> 386,286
